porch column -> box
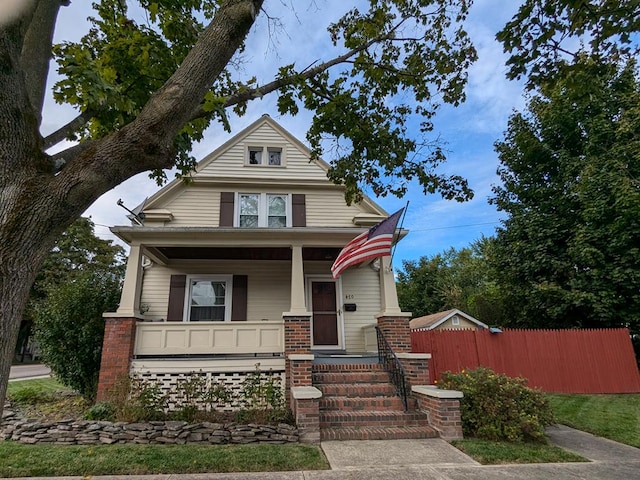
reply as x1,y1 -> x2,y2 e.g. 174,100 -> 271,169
377,256 -> 412,352
283,244 -> 313,407
285,244 -> 309,316
116,243 -> 144,316
378,256 -> 402,316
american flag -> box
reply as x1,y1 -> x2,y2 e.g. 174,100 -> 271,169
331,208 -> 404,279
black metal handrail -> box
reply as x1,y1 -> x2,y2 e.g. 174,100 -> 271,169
375,326 -> 409,411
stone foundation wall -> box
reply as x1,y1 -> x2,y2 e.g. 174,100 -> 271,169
1,404 -> 297,445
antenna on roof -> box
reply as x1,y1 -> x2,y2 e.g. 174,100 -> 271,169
117,199 -> 145,226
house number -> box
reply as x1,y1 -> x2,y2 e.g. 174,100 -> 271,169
345,294 -> 355,300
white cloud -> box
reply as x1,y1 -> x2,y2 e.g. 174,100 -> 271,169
42,1 -> 524,262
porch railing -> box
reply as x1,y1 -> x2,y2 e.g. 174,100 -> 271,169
135,321 -> 284,356
375,326 -> 409,411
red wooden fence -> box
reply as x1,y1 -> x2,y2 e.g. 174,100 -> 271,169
411,328 -> 640,394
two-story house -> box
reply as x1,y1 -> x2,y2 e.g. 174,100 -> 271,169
97,115 -> 462,442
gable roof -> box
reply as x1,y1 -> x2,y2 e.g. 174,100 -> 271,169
140,114 -> 387,217
409,308 -> 488,330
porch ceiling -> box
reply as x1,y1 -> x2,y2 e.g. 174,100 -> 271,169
148,246 -> 342,261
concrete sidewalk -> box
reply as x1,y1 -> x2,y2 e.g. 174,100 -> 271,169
2,426 -> 639,479
8,364 -> 51,381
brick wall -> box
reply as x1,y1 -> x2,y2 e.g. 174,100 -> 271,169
290,358 -> 313,388
292,396 -> 320,443
291,386 -> 321,443
377,315 -> 412,352
397,354 -> 430,390
96,317 -> 138,402
412,387 -> 463,440
284,315 -> 312,354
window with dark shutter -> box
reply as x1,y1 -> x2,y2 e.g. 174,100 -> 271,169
166,274 -> 186,321
219,192 -> 234,227
292,194 -> 306,227
231,275 -> 248,321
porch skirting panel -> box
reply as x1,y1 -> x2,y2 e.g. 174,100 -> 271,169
130,358 -> 285,411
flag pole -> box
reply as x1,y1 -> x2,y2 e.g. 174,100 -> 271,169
390,200 -> 409,265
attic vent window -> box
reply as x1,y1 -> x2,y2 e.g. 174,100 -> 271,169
248,148 -> 262,165
451,315 -> 460,326
246,146 -> 284,166
268,148 -> 281,165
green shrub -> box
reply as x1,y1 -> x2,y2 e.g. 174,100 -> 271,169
8,386 -> 55,405
105,375 -> 168,422
240,365 -> 285,410
34,271 -> 122,402
439,367 -> 554,442
85,402 -> 115,421
102,369 -> 292,425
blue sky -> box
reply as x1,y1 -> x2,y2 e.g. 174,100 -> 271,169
44,1 -> 527,268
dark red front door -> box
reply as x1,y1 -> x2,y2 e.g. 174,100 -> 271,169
311,281 -> 339,346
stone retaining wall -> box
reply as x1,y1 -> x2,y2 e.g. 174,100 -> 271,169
1,403 -> 298,445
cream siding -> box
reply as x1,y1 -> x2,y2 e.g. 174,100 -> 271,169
149,184 -> 375,228
163,188 -> 221,227
340,266 -> 381,352
198,123 -> 329,181
140,258 -> 381,353
305,189 -> 364,227
140,260 -> 290,322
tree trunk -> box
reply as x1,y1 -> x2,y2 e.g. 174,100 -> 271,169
0,0 -> 265,419
0,242 -> 51,416
0,185 -> 67,418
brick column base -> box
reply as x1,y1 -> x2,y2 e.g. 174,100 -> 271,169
283,315 -> 312,401
412,386 -> 464,440
291,386 -> 322,443
397,353 -> 430,390
288,355 -> 314,409
376,315 -> 412,352
96,316 -> 138,402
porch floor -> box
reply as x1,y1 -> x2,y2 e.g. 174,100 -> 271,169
312,353 -> 379,365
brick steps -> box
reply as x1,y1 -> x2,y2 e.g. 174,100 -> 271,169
319,395 -> 407,411
312,371 -> 391,384
321,425 -> 437,441
317,383 -> 397,397
319,410 -> 429,427
312,362 -> 435,441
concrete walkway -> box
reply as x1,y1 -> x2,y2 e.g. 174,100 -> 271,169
2,425 -> 639,479
8,364 -> 51,381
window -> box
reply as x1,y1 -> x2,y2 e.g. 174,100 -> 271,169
268,194 -> 287,227
239,194 -> 259,227
267,148 -> 281,165
248,148 -> 262,165
451,315 -> 460,326
237,193 -> 289,228
246,146 -> 284,166
186,276 -> 232,321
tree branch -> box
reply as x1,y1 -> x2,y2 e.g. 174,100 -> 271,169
49,141 -> 95,173
190,31 -> 391,120
21,0 -> 69,127
43,110 -> 94,150
53,0 -> 265,212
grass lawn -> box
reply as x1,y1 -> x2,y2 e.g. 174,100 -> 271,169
548,393 -> 640,448
4,378 -> 329,477
0,442 -> 329,477
7,377 -> 67,395
451,439 -> 587,465
6,377 -> 87,421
